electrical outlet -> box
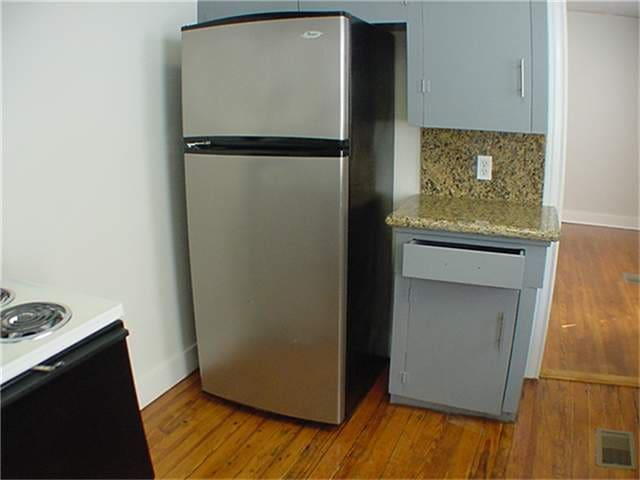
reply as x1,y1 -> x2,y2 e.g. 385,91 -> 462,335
476,155 -> 492,181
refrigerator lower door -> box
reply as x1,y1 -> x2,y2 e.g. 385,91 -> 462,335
185,153 -> 348,424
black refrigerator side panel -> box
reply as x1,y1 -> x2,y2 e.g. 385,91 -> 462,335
345,19 -> 395,415
1,336 -> 154,479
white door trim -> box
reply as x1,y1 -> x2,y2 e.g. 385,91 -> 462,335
525,0 -> 568,378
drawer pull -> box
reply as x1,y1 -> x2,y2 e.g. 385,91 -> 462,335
495,313 -> 505,350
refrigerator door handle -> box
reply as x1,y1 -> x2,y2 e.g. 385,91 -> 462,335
186,140 -> 212,149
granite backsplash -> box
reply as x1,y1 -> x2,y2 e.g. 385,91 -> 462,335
420,128 -> 546,204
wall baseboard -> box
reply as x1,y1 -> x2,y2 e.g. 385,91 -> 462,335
135,343 -> 199,409
563,209 -> 639,231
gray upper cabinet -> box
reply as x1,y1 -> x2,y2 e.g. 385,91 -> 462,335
407,1 -> 548,134
299,1 -> 408,23
530,0 -> 549,134
198,2 -> 299,22
196,1 -> 548,133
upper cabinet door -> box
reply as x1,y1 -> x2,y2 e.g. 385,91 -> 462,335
421,1 -> 533,133
299,1 -> 408,23
198,2 -> 299,22
406,1 -> 424,127
530,0 -> 548,134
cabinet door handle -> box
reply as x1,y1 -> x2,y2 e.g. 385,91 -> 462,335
520,58 -> 525,99
495,313 -> 505,350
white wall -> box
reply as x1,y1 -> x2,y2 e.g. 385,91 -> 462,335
0,1 -> 4,278
563,11 -> 639,229
392,31 -> 421,205
526,0 -> 569,378
2,2 -> 197,407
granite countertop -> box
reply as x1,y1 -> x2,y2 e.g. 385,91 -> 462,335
386,194 -> 560,242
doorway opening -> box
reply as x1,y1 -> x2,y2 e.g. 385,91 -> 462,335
541,5 -> 639,387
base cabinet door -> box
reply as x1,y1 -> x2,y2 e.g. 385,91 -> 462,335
391,279 -> 519,416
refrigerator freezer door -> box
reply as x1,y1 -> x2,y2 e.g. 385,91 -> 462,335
184,153 -> 348,424
182,15 -> 350,140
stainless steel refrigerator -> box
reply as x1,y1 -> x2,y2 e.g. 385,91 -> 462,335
181,11 -> 394,424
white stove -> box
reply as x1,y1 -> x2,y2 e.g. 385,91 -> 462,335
0,280 -> 124,384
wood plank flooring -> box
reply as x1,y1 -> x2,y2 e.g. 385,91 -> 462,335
143,223 -> 640,478
542,223 -> 639,383
142,371 -> 639,479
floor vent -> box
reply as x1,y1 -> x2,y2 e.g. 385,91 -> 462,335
623,272 -> 640,284
596,428 -> 636,470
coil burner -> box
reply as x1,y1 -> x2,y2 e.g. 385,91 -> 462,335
1,302 -> 71,342
0,288 -> 15,307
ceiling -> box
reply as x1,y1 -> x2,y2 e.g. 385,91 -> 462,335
568,1 -> 640,18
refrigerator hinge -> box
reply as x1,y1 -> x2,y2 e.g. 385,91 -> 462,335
420,79 -> 430,94
400,371 -> 409,384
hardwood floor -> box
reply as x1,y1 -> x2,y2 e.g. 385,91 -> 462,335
142,223 -> 640,478
541,223 -> 640,383
142,371 -> 639,479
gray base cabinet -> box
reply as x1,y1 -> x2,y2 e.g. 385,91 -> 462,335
389,229 -> 550,421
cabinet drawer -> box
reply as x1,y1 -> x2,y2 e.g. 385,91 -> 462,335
402,240 -> 525,289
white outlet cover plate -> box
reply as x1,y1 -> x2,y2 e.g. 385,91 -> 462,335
476,155 -> 492,181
